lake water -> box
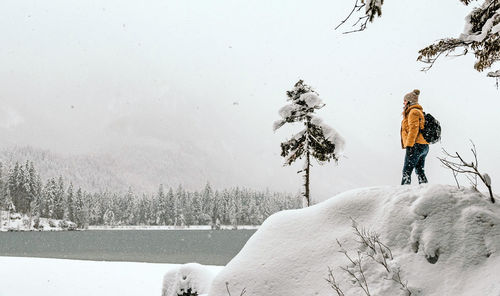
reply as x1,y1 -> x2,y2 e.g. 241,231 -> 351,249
0,230 -> 256,265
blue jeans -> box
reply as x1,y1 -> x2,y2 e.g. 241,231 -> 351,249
401,143 -> 429,185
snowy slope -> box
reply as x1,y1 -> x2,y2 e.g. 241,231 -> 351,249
208,184 -> 500,296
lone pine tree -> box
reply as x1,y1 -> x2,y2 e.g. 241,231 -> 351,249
274,80 -> 344,206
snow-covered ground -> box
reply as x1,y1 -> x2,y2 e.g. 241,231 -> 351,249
209,184 -> 500,296
0,211 -> 77,232
0,256 -> 222,296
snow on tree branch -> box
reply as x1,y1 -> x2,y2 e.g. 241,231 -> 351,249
418,0 -> 500,77
274,80 -> 344,206
311,116 -> 345,157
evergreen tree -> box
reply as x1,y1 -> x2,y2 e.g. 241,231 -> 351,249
274,80 -> 344,206
201,183 -> 213,219
2,187 -> 12,214
211,190 -> 222,224
0,162 -> 5,210
183,192 -> 194,226
74,188 -> 88,229
66,183 -> 75,221
191,191 -> 202,225
122,187 -> 135,224
8,162 -> 28,213
87,192 -> 103,225
53,176 -> 66,220
163,187 -> 173,225
157,184 -> 168,225
175,185 -> 187,226
43,178 -> 58,218
136,194 -> 149,225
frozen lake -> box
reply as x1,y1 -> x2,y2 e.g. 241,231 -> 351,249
0,230 -> 256,265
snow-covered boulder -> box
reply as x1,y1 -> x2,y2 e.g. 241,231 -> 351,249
0,211 -> 78,232
162,263 -> 222,296
208,184 -> 500,296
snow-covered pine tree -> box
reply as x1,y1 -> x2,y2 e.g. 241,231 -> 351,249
0,162 -> 4,210
53,176 -> 66,220
201,182 -> 213,217
191,191 -> 202,225
66,183 -> 75,222
123,187 -> 135,225
8,162 -> 26,213
43,178 -> 58,218
175,185 -> 186,226
74,187 -> 88,228
274,80 -> 345,206
183,192 -> 194,226
166,187 -> 175,225
157,184 -> 168,225
211,190 -> 222,225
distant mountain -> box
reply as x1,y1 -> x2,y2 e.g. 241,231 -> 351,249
0,144 -> 293,194
0,146 -> 131,193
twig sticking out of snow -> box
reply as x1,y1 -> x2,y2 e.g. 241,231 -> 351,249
327,219 -> 413,296
438,140 -> 495,203
225,282 -> 246,296
326,267 -> 346,296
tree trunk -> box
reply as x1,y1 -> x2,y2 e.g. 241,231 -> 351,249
304,117 -> 311,207
487,186 -> 495,203
305,150 -> 310,207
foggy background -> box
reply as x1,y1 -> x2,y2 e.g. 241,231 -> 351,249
1,0 -> 499,202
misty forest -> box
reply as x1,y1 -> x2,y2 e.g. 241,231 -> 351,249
0,160 -> 301,228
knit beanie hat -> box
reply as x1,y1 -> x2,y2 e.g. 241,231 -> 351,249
404,89 -> 420,104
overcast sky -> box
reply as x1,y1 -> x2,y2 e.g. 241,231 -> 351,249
1,0 -> 499,200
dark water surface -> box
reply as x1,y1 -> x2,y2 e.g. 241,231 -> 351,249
0,230 -> 256,265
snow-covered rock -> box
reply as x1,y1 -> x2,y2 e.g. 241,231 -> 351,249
162,263 -> 222,296
208,184 -> 500,296
0,211 -> 77,231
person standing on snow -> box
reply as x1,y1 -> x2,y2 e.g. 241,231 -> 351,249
401,89 -> 429,185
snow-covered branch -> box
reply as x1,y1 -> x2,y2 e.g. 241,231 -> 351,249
418,0 -> 500,77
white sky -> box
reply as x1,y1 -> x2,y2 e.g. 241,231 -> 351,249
1,0 -> 499,201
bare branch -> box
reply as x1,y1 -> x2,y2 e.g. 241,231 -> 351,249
439,142 -> 495,203
329,219 -> 413,296
336,0 -> 383,33
326,267 -> 346,296
335,0 -> 365,30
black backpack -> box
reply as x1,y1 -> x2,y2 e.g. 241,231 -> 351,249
421,112 -> 441,144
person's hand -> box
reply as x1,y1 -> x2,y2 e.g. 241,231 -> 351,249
406,145 -> 414,154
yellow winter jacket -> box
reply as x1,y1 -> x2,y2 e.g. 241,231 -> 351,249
401,104 -> 428,148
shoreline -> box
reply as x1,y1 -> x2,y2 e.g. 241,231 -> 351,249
87,225 -> 260,230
